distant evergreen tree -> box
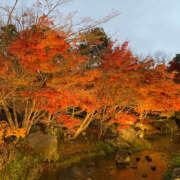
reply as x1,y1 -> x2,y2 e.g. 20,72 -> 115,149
78,27 -> 110,69
168,54 -> 180,83
0,24 -> 18,52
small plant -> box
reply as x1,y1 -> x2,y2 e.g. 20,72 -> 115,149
30,125 -> 41,133
0,150 -> 42,180
170,152 -> 180,168
162,170 -> 173,180
95,141 -> 115,154
163,151 -> 180,180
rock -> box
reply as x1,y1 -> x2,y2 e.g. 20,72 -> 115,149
115,151 -> 131,169
71,166 -> 82,178
131,165 -> 138,169
118,127 -> 138,142
106,126 -> 142,149
117,126 -> 150,148
150,165 -> 156,171
136,157 -> 140,162
145,155 -> 152,162
105,136 -> 131,149
27,131 -> 58,162
142,173 -> 148,178
135,122 -> 160,139
86,178 -> 92,180
86,162 -> 96,168
105,125 -> 150,150
106,165 -> 114,170
172,168 -> 180,180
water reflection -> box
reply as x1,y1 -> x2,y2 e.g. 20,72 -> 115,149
40,151 -> 168,180
39,135 -> 180,180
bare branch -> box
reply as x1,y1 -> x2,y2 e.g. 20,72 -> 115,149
7,0 -> 19,25
65,10 -> 120,40
45,0 -> 72,17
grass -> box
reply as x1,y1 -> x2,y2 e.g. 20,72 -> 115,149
0,133 -> 116,180
169,151 -> 180,168
163,151 -> 180,180
0,149 -> 43,180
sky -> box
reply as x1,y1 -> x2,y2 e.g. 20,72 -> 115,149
2,0 -> 180,60
60,0 -> 180,60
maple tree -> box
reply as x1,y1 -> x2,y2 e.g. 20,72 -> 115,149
0,0 -> 116,139
3,25 -> 180,140
1,0 -> 180,143
4,25 -> 180,140
2,14 -> 104,139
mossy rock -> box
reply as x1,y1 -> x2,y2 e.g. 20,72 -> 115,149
27,131 -> 58,162
115,151 -> 131,169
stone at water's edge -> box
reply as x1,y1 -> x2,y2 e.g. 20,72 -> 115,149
105,126 -> 149,150
118,127 -> 140,142
27,131 -> 58,161
105,135 -> 131,149
115,151 -> 131,169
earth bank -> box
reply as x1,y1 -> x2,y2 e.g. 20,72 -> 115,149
0,118 -> 179,180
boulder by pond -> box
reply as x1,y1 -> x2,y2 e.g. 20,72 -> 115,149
105,127 -> 139,148
119,127 -> 139,142
27,131 -> 58,162
105,126 -> 150,151
115,151 -> 131,169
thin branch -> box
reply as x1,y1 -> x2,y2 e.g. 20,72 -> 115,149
66,11 -> 120,40
13,100 -> 19,128
7,0 -> 19,25
0,99 -> 15,129
46,0 -> 72,17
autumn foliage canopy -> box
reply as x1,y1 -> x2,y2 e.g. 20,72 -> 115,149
0,2 -> 180,141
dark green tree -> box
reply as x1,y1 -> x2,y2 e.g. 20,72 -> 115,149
0,24 -> 18,53
168,54 -> 180,83
78,27 -> 110,69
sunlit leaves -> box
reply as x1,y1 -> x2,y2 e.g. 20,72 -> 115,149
8,25 -> 70,74
57,113 -> 81,129
110,111 -> 137,130
2,12 -> 180,139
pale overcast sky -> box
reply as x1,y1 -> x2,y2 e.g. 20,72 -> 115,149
2,0 -> 180,60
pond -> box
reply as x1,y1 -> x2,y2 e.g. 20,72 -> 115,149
39,135 -> 180,180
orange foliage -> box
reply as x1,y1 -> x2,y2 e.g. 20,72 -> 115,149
8,26 -> 71,74
57,113 -> 81,129
2,14 -> 180,138
110,111 -> 137,129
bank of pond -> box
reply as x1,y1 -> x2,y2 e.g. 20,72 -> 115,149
0,119 -> 180,180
